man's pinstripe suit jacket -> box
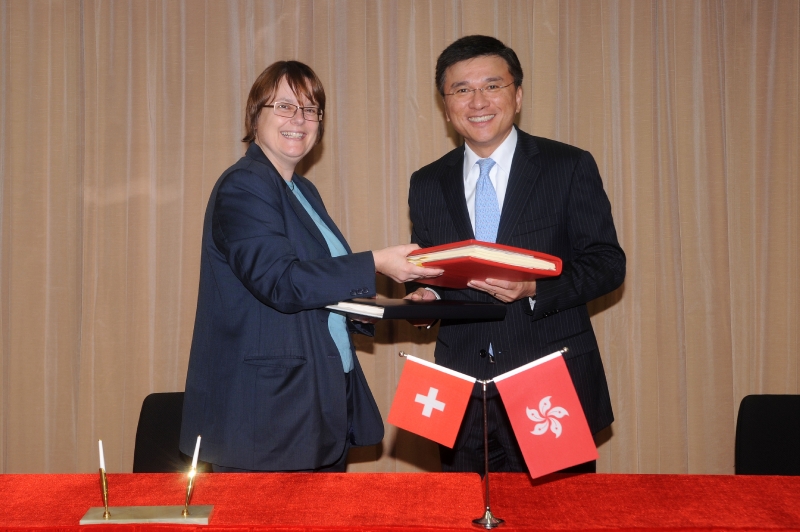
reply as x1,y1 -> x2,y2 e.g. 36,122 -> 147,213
408,126 -> 626,434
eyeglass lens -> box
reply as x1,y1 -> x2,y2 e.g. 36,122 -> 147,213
449,83 -> 512,99
271,103 -> 321,121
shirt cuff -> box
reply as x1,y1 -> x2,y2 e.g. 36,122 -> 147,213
424,287 -> 441,300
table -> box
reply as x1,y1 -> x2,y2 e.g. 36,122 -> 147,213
1,472 -> 799,531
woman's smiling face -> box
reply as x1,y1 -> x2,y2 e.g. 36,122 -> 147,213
255,77 -> 320,180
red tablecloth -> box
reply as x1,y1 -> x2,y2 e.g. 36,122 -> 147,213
1,472 -> 799,531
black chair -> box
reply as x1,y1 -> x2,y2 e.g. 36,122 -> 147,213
735,394 -> 800,475
132,392 -> 211,473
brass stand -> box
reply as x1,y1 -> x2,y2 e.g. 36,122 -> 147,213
99,468 -> 110,519
472,380 -> 504,529
80,505 -> 213,524
182,468 -> 197,517
81,443 -> 212,525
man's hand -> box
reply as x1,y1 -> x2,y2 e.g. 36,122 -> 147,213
405,287 -> 438,301
404,287 -> 438,328
467,278 -> 537,303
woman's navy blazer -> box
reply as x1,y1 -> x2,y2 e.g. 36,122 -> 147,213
180,143 -> 383,471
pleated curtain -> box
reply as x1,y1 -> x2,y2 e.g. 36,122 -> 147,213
0,0 -> 797,474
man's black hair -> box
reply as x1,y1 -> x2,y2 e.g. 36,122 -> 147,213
435,35 -> 524,96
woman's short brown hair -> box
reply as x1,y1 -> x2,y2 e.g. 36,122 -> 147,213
242,60 -> 326,144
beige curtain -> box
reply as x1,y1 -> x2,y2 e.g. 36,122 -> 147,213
1,0 -> 797,474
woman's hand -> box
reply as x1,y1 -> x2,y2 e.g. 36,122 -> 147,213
372,244 -> 444,283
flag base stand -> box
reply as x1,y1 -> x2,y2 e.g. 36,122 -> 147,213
473,508 -> 505,529
472,380 -> 504,529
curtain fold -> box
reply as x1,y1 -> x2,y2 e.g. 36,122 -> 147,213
1,0 -> 798,474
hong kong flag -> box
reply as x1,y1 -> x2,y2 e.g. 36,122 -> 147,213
494,351 -> 598,478
387,355 -> 476,447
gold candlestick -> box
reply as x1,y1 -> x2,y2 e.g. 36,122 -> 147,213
99,468 -> 110,519
182,468 -> 197,517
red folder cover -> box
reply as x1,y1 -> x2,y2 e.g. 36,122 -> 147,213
408,239 -> 562,289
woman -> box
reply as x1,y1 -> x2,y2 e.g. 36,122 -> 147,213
179,61 -> 441,472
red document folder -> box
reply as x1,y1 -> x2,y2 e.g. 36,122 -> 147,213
407,239 -> 562,289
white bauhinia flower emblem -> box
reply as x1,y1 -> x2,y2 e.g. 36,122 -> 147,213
526,396 -> 569,438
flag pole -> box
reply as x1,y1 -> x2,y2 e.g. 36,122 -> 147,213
472,379 -> 504,529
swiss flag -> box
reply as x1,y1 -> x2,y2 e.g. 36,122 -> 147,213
387,355 -> 476,447
494,351 -> 598,478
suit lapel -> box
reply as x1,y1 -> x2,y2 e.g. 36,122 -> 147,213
497,130 -> 541,244
440,147 -> 475,241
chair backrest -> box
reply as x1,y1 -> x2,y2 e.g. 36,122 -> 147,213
735,394 -> 800,475
132,392 -> 210,473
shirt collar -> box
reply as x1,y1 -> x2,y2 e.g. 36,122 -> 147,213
463,126 -> 518,178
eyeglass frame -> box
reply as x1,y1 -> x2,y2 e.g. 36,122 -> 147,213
263,102 -> 324,122
443,81 -> 516,99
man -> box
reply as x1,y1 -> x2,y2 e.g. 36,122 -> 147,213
407,35 -> 625,473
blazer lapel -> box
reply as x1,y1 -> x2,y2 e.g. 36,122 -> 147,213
497,130 -> 541,244
243,143 -> 331,251
284,180 -> 331,251
440,147 -> 475,241
293,177 -> 353,253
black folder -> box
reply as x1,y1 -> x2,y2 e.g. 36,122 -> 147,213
325,298 -> 506,321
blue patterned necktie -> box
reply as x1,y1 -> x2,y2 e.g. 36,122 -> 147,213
475,158 -> 500,243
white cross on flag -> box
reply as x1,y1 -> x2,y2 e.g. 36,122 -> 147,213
494,350 -> 598,478
387,355 -> 476,447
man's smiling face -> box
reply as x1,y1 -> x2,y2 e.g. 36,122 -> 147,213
442,54 -> 522,158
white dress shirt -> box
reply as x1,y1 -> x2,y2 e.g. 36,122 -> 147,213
463,127 -> 518,232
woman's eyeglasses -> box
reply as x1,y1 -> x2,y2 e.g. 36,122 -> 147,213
263,102 -> 323,122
